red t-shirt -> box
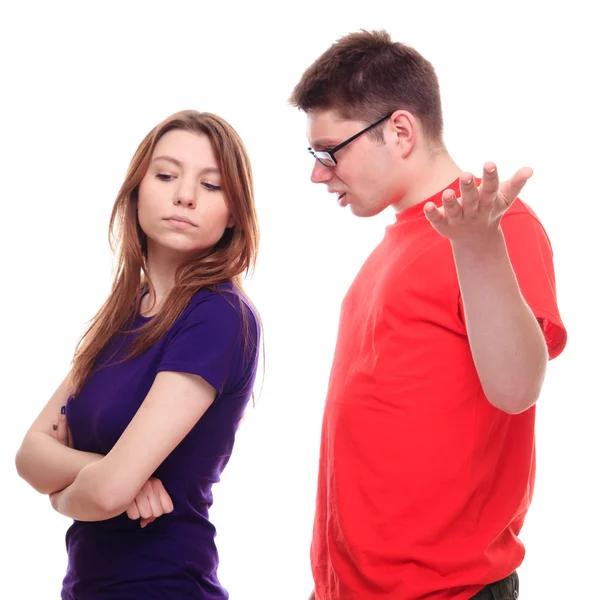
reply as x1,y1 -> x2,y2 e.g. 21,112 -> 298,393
310,179 -> 567,600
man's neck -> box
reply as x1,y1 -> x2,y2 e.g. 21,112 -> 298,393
391,152 -> 462,215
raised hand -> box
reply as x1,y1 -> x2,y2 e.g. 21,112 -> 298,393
424,163 -> 533,243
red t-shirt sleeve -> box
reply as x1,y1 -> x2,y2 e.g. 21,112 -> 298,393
460,203 -> 567,359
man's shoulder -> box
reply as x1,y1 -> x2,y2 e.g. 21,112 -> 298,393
505,198 -> 543,223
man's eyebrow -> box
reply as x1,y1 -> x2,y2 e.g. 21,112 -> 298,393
310,140 -> 338,151
152,156 -> 221,175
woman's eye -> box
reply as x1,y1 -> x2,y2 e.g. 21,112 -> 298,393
202,183 -> 221,192
156,173 -> 174,181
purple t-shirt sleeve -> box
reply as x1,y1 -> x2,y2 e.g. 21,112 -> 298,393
157,292 -> 250,395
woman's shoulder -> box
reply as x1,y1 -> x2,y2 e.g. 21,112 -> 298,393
182,283 -> 259,330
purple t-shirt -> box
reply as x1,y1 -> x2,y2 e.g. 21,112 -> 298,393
62,283 -> 260,600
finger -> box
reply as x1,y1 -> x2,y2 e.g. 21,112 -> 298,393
458,173 -> 479,216
157,483 -> 174,514
127,502 -> 140,520
146,485 -> 163,518
423,201 -> 445,224
441,188 -> 463,222
136,496 -> 153,520
56,406 -> 68,446
149,479 -> 173,515
140,516 -> 155,528
479,163 -> 499,210
497,166 -> 533,208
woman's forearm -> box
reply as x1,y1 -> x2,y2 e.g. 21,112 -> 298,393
15,431 -> 103,495
50,462 -> 126,521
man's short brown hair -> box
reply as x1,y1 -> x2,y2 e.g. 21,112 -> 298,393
290,29 -> 443,142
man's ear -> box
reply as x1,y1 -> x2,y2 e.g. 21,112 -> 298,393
390,110 -> 417,158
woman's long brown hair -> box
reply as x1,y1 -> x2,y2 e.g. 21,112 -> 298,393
70,110 -> 259,395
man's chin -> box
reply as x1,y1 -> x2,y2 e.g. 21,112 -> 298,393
349,202 -> 385,219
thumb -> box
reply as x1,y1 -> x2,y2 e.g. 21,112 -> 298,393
498,167 -> 533,205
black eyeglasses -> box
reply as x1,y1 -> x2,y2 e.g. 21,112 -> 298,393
308,113 -> 393,167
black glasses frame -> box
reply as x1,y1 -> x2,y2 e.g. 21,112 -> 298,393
308,113 -> 393,167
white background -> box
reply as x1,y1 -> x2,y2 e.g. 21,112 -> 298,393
2,1 -> 598,598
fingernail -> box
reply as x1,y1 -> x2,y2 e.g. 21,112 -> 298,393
465,177 -> 473,184
52,423 -> 57,431
61,406 -> 66,415
486,166 -> 496,173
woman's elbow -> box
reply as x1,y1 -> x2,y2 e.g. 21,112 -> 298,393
15,446 -> 42,490
14,446 -> 26,478
92,481 -> 134,517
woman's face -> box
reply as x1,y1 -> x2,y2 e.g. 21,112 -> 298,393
137,129 -> 234,261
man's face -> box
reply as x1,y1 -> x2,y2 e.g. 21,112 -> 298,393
306,110 -> 400,218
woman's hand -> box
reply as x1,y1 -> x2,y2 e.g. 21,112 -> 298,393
51,405 -> 72,448
126,477 -> 174,528
50,406 -> 173,527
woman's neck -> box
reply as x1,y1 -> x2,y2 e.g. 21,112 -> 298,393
141,244 -> 183,316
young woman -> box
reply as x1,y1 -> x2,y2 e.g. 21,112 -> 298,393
15,110 -> 261,599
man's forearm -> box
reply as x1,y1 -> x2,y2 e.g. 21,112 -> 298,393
452,230 -> 548,414
15,432 -> 103,495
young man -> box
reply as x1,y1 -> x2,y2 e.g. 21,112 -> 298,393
290,30 -> 567,600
